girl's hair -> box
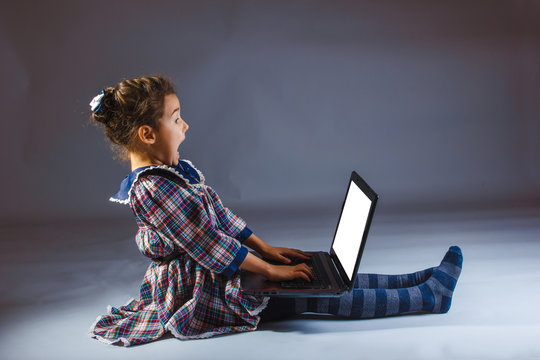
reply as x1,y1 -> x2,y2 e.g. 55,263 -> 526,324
91,75 -> 176,161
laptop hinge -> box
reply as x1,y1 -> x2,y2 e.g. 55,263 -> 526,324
326,253 -> 347,290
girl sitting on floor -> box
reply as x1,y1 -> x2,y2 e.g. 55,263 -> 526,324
88,75 -> 463,346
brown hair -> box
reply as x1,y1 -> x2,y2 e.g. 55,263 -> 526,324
91,75 -> 176,161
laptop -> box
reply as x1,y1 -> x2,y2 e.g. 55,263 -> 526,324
241,171 -> 378,297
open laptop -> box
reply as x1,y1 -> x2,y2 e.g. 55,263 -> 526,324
241,171 -> 378,297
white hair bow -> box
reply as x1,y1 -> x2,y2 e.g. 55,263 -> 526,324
90,89 -> 105,113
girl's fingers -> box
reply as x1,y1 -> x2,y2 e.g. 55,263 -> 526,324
295,270 -> 311,282
296,264 -> 313,280
279,255 -> 291,264
287,248 -> 311,259
292,251 -> 310,259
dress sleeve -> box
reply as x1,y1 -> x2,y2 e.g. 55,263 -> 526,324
131,176 -> 248,279
204,186 -> 253,243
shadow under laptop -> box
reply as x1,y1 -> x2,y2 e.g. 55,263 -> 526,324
256,311 -> 444,335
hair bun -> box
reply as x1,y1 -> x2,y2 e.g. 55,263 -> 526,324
89,75 -> 175,161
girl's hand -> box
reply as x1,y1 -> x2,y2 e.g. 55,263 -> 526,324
261,246 -> 312,264
266,263 -> 314,282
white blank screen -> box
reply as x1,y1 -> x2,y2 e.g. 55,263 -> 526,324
331,180 -> 372,281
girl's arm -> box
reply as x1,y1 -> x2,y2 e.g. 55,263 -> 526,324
239,251 -> 313,282
243,233 -> 271,254
244,233 -> 312,264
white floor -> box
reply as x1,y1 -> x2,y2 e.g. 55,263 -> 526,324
1,207 -> 539,360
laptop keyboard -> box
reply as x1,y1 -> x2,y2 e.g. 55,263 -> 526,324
280,254 -> 331,289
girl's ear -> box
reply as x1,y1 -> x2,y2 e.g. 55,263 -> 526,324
137,125 -> 157,144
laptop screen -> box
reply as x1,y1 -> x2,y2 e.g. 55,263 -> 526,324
330,173 -> 377,283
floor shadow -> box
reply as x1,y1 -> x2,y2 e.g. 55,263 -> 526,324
257,311 -> 439,335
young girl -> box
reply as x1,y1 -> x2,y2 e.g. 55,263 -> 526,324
88,75 -> 463,346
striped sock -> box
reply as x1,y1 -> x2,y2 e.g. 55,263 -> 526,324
259,246 -> 463,321
354,267 -> 435,289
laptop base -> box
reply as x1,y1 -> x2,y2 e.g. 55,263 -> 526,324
241,251 -> 346,297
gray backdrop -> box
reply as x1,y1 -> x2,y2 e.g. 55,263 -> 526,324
1,3 -> 540,357
1,0 -> 539,224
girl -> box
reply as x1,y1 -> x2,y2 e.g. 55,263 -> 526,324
88,75 -> 463,346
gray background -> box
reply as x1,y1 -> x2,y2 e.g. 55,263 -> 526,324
1,2 -> 540,359
1,0 -> 539,224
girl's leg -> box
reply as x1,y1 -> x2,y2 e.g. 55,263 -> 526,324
354,267 -> 434,289
259,246 -> 462,322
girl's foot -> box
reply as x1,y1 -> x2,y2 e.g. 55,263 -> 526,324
421,246 -> 463,313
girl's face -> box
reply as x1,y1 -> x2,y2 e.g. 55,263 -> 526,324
153,94 -> 189,166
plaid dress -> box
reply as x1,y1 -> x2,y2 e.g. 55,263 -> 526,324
89,160 -> 268,346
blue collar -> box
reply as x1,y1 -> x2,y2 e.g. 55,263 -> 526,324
109,160 -> 203,204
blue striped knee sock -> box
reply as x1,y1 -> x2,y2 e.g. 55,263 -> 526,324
354,267 -> 434,289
